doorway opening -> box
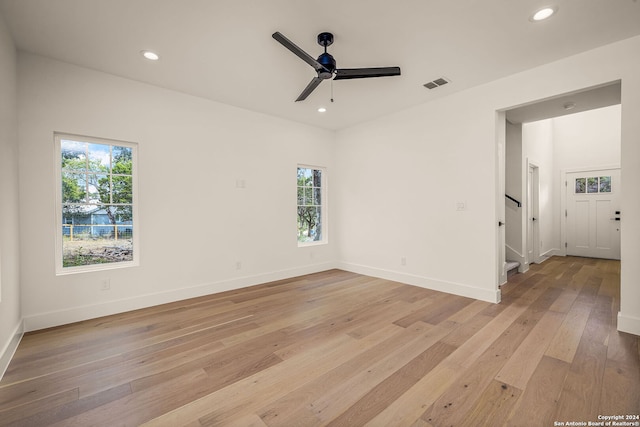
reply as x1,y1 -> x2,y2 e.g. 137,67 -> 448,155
497,81 -> 622,288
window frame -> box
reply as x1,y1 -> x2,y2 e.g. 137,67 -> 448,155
54,133 -> 139,275
296,164 -> 327,247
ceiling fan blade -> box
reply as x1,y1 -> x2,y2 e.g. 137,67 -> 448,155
272,32 -> 329,73
334,67 -> 401,80
296,77 -> 324,102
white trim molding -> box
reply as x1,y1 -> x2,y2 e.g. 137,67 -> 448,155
0,319 -> 24,381
338,262 -> 501,304
24,261 -> 502,333
23,262 -> 337,332
617,312 -> 640,336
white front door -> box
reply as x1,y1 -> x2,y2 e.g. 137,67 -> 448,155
566,169 -> 621,260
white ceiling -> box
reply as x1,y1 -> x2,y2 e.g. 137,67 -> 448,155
1,0 -> 639,130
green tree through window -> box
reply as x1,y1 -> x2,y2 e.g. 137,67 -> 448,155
59,136 -> 136,269
297,167 -> 324,243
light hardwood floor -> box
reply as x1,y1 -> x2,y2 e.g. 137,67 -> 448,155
1,256 -> 638,426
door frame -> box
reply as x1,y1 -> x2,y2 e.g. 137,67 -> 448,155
496,111 -> 507,294
560,165 -> 621,257
526,161 -> 540,265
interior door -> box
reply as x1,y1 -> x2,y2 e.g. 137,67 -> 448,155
566,169 -> 621,260
526,164 -> 539,265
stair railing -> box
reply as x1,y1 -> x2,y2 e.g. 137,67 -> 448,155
505,194 -> 521,207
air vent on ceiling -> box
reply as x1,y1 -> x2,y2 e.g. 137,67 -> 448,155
423,77 -> 450,89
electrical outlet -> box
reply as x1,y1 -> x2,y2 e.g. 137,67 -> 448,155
236,261 -> 242,270
401,257 -> 406,266
100,278 -> 110,291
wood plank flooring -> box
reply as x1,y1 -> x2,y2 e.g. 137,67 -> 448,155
1,256 -> 638,426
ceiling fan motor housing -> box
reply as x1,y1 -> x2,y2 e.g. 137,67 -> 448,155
317,52 -> 336,79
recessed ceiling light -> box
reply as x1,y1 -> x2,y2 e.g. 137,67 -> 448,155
317,107 -> 327,113
530,6 -> 558,21
141,50 -> 160,61
563,102 -> 576,110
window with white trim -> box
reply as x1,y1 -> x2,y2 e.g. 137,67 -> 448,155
297,166 -> 326,244
55,134 -> 138,273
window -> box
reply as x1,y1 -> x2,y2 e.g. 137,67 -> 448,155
55,134 -> 138,273
297,166 -> 326,244
575,176 -> 612,194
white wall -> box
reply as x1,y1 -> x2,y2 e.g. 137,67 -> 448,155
0,12 -> 22,376
553,105 -> 622,169
335,36 -> 640,335
335,88 -> 502,303
619,62 -> 640,335
17,53 -> 338,331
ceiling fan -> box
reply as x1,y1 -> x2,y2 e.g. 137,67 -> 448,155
272,31 -> 401,102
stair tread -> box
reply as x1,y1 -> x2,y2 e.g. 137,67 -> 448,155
506,260 -> 520,271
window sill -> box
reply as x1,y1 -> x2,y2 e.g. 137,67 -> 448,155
297,240 -> 327,248
56,260 -> 139,276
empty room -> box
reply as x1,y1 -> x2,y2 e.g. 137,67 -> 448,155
1,1 -> 639,426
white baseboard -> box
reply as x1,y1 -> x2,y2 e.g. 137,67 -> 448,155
0,320 -> 24,381
23,262 -> 338,332
337,262 -> 500,304
617,312 -> 640,336
541,248 -> 563,258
